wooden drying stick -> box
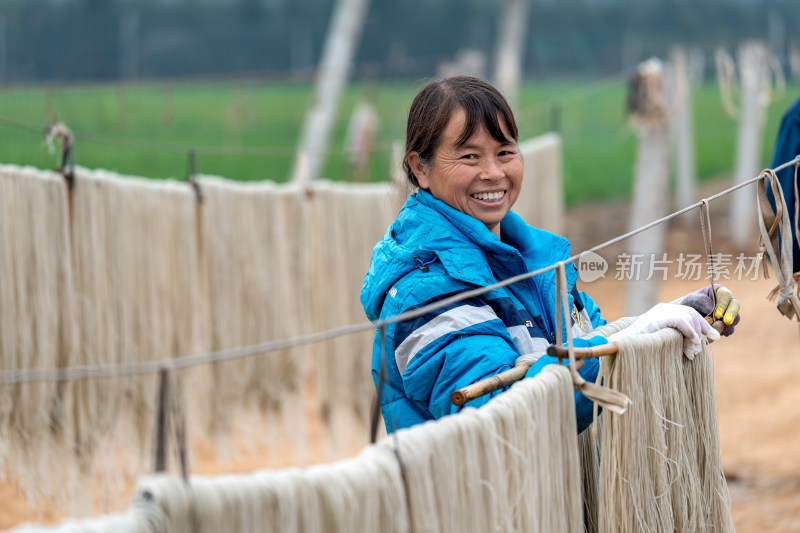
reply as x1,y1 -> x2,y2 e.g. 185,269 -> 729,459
450,343 -> 618,407
450,316 -> 724,407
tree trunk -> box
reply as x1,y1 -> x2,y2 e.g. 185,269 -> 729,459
493,0 -> 530,109
730,42 -> 769,248
625,59 -> 671,315
667,47 -> 696,212
291,0 -> 371,187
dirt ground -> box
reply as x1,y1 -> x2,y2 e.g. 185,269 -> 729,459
2,183 -> 800,531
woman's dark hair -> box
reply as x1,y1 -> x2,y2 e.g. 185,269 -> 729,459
404,76 -> 519,187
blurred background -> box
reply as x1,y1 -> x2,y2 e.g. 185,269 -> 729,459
0,0 -> 797,205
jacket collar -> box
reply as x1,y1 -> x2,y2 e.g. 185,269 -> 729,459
414,189 -> 575,289
415,190 -> 514,286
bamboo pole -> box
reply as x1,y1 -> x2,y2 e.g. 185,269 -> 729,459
451,317 -> 722,407
450,344 -> 617,407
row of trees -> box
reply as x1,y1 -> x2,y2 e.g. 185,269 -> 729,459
1,0 -> 798,84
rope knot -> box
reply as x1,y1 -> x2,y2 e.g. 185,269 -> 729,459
756,167 -> 800,320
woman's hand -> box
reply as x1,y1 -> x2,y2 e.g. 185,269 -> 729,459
673,285 -> 741,336
612,302 -> 720,358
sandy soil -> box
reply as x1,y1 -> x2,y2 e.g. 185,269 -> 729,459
2,183 -> 800,531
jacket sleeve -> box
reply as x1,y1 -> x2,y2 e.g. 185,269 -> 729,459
392,293 -> 521,420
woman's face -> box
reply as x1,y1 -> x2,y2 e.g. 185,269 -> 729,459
409,108 -> 523,238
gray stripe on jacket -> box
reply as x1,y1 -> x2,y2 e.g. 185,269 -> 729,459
395,304 -> 498,374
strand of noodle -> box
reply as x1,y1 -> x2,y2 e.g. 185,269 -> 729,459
306,182 -> 335,433
88,169 -> 201,502
245,181 -> 308,465
113,169 -> 194,462
578,425 -> 600,532
241,183 -> 283,412
682,340 -> 732,529
59,168 -> 206,509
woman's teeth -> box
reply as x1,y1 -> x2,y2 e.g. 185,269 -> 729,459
471,191 -> 504,201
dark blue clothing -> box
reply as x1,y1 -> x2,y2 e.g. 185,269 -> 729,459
768,96 -> 800,273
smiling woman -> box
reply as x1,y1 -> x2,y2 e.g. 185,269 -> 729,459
408,107 -> 523,237
360,76 -> 738,435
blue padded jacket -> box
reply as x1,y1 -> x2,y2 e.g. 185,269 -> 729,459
361,189 -> 607,434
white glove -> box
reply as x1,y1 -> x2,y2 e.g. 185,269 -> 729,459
611,302 -> 720,358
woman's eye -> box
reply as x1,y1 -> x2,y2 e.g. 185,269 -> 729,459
461,154 -> 478,160
499,150 -> 516,157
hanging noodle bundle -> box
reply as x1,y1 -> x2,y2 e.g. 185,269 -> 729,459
9,365 -> 579,533
69,168 -> 206,498
2,164 -> 408,506
134,443 -> 410,533
306,181 -> 401,454
514,133 -> 563,235
0,165 -> 78,502
196,177 -> 309,459
68,167 -> 118,470
256,180 -> 311,464
580,319 -> 734,533
576,317 -> 634,532
391,365 -> 582,533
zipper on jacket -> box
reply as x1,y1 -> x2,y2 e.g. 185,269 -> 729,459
508,251 -> 559,345
531,275 -> 558,344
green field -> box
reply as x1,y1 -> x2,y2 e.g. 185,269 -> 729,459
0,79 -> 796,206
